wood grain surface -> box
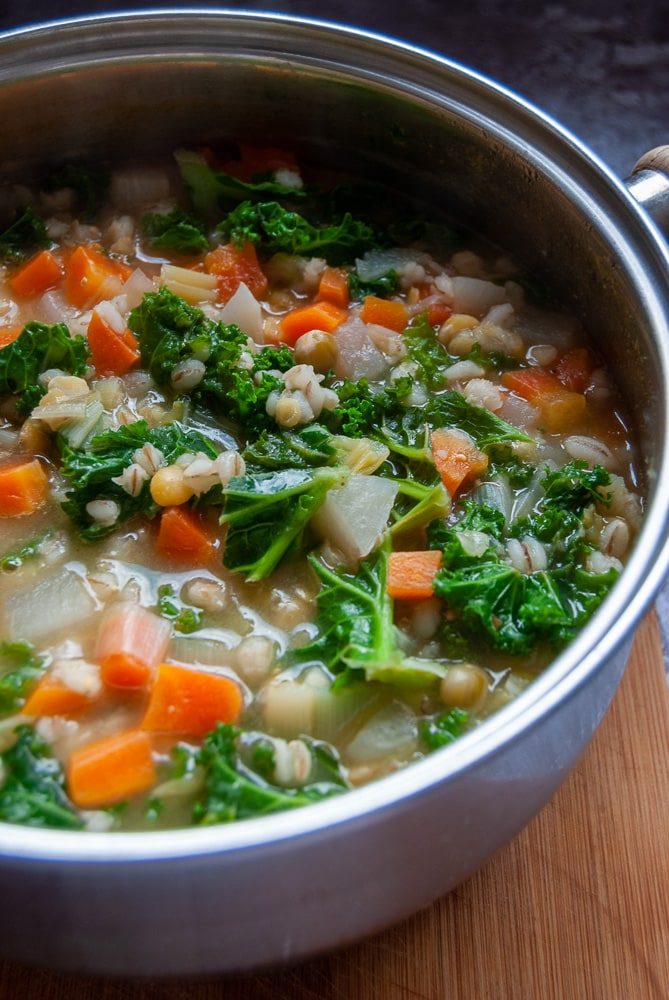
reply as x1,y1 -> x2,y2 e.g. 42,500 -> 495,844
0,611 -> 667,999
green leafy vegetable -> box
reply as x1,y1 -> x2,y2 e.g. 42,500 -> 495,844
0,529 -> 57,572
297,540 -> 447,687
175,148 -> 306,218
220,466 -> 345,581
157,584 -> 203,634
129,287 -> 291,433
421,707 -> 469,751
217,200 -> 379,265
242,425 -> 337,471
190,723 -> 346,824
348,268 -> 400,301
403,313 -> 454,388
0,206 -> 50,263
0,321 -> 89,413
0,725 -> 83,829
142,206 -> 210,255
0,643 -> 47,717
59,419 -> 218,539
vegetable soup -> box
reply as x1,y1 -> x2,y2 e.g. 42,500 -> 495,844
0,146 -> 642,831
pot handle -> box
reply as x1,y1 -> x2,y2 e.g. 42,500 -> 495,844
626,145 -> 669,237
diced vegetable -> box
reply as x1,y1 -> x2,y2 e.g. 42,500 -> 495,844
0,458 -> 49,516
22,676 -> 95,717
10,249 -> 63,297
204,241 -> 268,302
360,294 -> 408,332
317,266 -> 350,309
387,549 -> 443,600
502,368 -> 586,432
278,300 -> 348,346
64,244 -> 132,309
430,428 -> 489,496
310,471 -> 399,563
156,505 -> 218,564
68,729 -> 157,809
87,306 -> 140,376
95,602 -> 172,690
140,662 -> 243,735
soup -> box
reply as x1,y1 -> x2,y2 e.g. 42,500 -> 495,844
0,146 -> 642,831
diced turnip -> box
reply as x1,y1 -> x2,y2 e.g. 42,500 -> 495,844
4,567 -> 98,644
450,275 -> 508,317
345,700 -> 418,763
311,472 -> 399,563
333,316 -> 390,381
219,281 -> 264,343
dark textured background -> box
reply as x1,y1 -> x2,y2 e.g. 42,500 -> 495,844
0,1 -> 667,179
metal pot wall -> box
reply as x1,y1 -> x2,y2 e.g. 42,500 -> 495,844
0,9 -> 668,977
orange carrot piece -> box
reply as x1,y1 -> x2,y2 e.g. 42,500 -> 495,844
430,428 -> 489,496
278,300 -> 348,346
317,266 -> 350,309
156,505 -> 218,564
0,458 -> 48,516
10,249 -> 63,298
0,325 -> 23,349
95,602 -> 172,690
360,295 -> 408,332
387,550 -> 443,600
551,347 -> 597,393
502,368 -> 586,433
22,677 -> 95,717
204,241 -> 268,302
140,662 -> 243,736
64,245 -> 132,310
425,299 -> 453,328
87,307 -> 140,376
68,729 -> 157,810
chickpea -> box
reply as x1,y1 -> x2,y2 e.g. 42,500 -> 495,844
439,664 -> 489,709
149,464 -> 195,506
293,330 -> 339,374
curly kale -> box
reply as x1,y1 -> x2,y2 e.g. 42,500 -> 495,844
0,206 -> 50,263
0,725 -> 82,829
0,321 -> 89,413
142,206 -> 210,255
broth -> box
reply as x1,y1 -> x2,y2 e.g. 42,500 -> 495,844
0,146 -> 642,831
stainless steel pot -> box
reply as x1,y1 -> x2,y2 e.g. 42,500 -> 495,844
0,9 -> 668,978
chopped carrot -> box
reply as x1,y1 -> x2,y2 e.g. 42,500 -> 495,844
424,299 -> 453,328
95,602 -> 172,690
68,729 -> 157,809
87,306 -> 140,376
140,662 -> 243,736
387,550 -> 443,600
360,295 -> 408,333
22,676 -> 95,717
204,241 -> 269,302
0,326 -> 23,349
10,249 -> 63,298
502,368 -> 586,433
64,245 -> 132,310
551,347 -> 597,393
0,458 -> 49,516
430,428 -> 489,496
156,505 -> 218,564
317,266 -> 350,309
278,300 -> 348,346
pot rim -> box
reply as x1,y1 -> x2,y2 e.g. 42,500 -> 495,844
1,7 -> 668,866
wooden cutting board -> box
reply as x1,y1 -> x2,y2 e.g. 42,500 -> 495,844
1,610 -> 667,999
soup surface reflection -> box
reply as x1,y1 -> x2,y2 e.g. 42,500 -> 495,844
0,147 -> 642,830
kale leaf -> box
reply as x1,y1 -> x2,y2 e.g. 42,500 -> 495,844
217,200 -> 378,265
0,206 -> 50,263
220,466 -> 344,580
296,540 -> 447,687
175,148 -> 306,218
242,425 -> 337,471
129,287 -> 291,433
421,707 -> 469,751
0,725 -> 83,829
142,206 -> 210,255
191,723 -> 346,824
59,419 -> 218,539
0,643 -> 46,717
0,321 -> 89,413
